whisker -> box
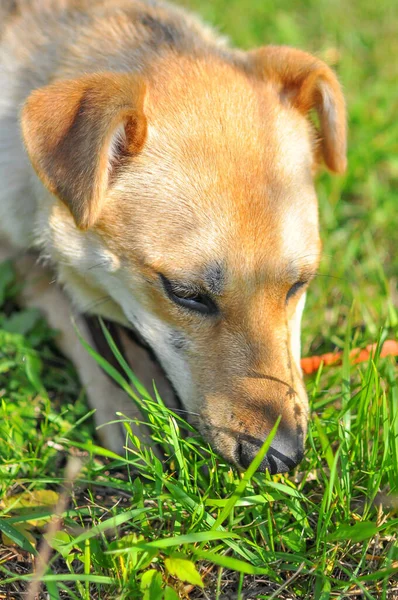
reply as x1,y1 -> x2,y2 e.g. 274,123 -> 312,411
171,408 -> 200,417
314,272 -> 346,282
80,295 -> 113,314
87,261 -> 111,271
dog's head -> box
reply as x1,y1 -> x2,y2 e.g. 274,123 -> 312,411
21,46 -> 346,473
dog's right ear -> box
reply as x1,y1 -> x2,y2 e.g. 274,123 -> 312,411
21,73 -> 147,230
248,46 -> 347,174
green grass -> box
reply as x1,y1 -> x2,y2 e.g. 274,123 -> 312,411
1,0 -> 397,598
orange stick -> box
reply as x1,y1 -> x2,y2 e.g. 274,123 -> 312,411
300,339 -> 398,375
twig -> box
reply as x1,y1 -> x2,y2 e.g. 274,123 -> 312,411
27,457 -> 82,600
266,562 -> 308,600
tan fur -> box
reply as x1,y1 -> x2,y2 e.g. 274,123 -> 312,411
0,0 -> 346,471
248,45 -> 347,173
22,74 -> 147,229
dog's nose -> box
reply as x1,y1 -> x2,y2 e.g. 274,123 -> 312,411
237,428 -> 304,474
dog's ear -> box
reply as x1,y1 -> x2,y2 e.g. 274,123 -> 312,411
21,73 -> 147,230
249,46 -> 346,173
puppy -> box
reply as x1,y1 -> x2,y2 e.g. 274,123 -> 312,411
0,0 -> 346,473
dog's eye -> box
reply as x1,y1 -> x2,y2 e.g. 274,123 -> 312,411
286,281 -> 306,303
160,275 -> 218,315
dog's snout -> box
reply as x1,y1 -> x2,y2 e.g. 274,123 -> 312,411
237,428 -> 304,474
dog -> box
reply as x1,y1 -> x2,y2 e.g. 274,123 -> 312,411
0,0 -> 346,474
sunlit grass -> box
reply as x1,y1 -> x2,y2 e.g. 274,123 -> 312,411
0,314 -> 397,598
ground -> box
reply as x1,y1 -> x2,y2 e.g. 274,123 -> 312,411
0,0 -> 397,598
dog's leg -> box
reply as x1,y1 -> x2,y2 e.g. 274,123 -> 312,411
0,246 -> 156,454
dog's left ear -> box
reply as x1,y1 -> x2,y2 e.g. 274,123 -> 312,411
21,73 -> 147,230
249,46 -> 347,174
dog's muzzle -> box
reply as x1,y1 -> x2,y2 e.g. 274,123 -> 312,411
236,426 -> 304,474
